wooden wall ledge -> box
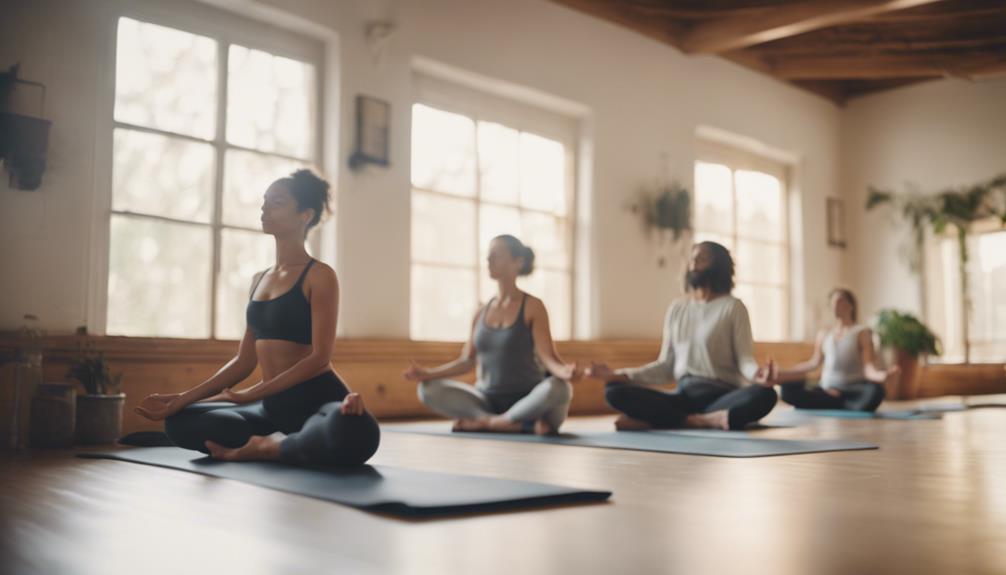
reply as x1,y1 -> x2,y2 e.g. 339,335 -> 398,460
2,334 -> 1002,437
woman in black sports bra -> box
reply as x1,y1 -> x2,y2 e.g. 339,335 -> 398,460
135,170 -> 380,467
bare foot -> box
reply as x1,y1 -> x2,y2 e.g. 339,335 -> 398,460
486,415 -> 525,433
614,414 -> 652,431
341,393 -> 366,416
452,417 -> 491,432
534,419 -> 559,436
684,410 -> 730,431
205,432 -> 286,461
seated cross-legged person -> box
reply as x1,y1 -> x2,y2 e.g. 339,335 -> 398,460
777,288 -> 897,412
136,170 -> 380,467
404,235 -> 582,436
590,241 -> 778,431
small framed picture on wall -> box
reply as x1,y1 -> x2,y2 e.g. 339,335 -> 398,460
827,197 -> 847,248
349,94 -> 390,170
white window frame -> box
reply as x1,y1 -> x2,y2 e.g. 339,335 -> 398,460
88,0 -> 325,339
410,73 -> 579,341
695,139 -> 792,341
923,218 -> 1006,364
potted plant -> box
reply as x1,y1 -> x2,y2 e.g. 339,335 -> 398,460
67,351 -> 124,445
873,310 -> 941,399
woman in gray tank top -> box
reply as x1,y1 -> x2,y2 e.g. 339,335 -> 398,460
777,288 -> 898,412
403,235 -> 583,435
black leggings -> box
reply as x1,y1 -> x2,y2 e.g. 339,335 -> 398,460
165,371 -> 380,467
605,376 -> 778,430
780,380 -> 885,412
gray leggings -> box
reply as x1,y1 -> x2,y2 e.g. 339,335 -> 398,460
417,377 -> 573,430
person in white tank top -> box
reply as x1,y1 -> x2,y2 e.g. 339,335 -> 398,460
776,288 -> 899,412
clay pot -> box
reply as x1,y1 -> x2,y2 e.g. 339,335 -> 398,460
888,349 -> 922,400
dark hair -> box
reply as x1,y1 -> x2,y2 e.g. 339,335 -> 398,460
687,241 -> 735,294
830,287 -> 858,322
280,169 -> 331,231
494,234 -> 535,276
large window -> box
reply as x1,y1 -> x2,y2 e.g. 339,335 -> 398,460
410,100 -> 574,342
693,149 -> 790,341
107,16 -> 319,339
925,226 -> 1006,362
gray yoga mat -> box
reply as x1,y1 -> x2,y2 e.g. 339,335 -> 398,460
78,448 -> 610,517
387,422 -> 878,457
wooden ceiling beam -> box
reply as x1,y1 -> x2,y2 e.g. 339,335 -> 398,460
678,0 -> 950,54
750,35 -> 1006,55
772,52 -> 1006,79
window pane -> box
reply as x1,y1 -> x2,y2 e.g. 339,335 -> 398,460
107,215 -> 211,338
478,121 -> 519,205
735,170 -> 784,242
216,228 -> 274,340
227,45 -> 314,159
521,211 -> 569,270
519,269 -> 571,340
411,104 -> 476,197
112,129 -> 214,222
694,162 -> 733,236
115,17 -> 216,139
735,239 -> 785,285
937,237 -> 965,361
968,231 -> 1006,361
411,265 -> 477,341
734,283 -> 786,342
411,190 -> 475,265
223,150 -> 305,229
519,132 -> 566,214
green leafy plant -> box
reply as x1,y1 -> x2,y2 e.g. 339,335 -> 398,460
874,309 -> 941,358
67,352 -> 123,396
630,180 -> 692,240
866,173 -> 1006,362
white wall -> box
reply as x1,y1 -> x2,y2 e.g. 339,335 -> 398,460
1,0 -> 845,340
0,0 -> 106,333
842,78 -> 1006,321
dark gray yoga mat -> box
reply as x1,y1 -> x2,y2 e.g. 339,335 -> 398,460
387,422 -> 878,457
78,448 -> 610,517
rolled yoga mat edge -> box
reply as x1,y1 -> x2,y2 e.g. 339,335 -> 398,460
77,448 -> 611,518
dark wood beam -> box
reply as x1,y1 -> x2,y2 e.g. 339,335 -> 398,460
678,0 -> 949,54
771,51 -> 1006,79
751,35 -> 1006,55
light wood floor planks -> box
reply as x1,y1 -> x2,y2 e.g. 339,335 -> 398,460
2,396 -> 1005,575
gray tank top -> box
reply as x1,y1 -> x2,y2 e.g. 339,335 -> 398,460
820,324 -> 867,389
473,295 -> 545,395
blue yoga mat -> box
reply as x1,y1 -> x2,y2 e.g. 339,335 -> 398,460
78,448 -> 611,518
788,409 -> 943,420
387,422 -> 878,457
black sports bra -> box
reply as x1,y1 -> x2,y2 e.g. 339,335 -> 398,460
246,260 -> 314,344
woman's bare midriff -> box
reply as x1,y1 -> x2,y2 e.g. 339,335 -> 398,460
255,339 -> 332,381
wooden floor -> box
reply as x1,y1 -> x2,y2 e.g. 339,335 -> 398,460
3,396 -> 1006,575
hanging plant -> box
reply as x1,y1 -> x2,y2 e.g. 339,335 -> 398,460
629,180 -> 692,241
